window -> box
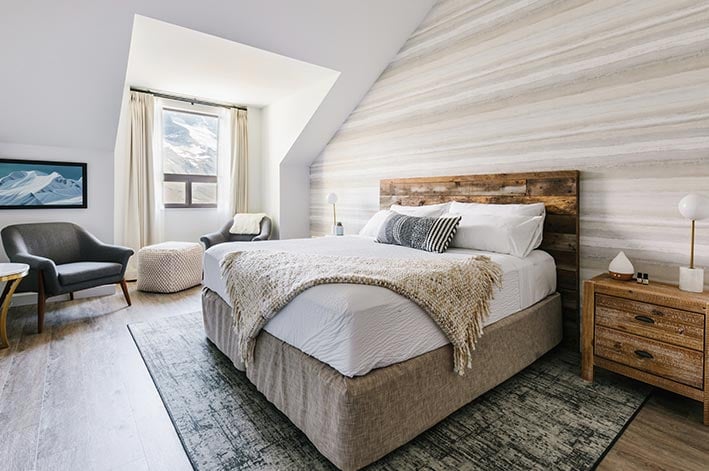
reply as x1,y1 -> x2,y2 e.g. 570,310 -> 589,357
162,108 -> 219,208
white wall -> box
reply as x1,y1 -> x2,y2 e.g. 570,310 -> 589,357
113,85 -> 131,244
246,107 -> 263,213
0,141 -> 116,304
260,105 -> 280,239
279,164 -> 310,238
0,141 -> 115,260
260,76 -> 338,239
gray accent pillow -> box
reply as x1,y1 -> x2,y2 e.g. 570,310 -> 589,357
376,213 -> 462,253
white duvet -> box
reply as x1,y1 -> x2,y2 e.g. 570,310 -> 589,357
203,235 -> 556,377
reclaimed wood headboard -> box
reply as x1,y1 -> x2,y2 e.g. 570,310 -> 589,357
380,170 -> 580,347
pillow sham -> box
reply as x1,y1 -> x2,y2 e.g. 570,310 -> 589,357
376,213 -> 461,253
449,201 -> 545,218
359,210 -> 394,238
390,202 -> 450,218
448,213 -> 544,258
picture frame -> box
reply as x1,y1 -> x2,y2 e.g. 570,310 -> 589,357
0,158 -> 87,209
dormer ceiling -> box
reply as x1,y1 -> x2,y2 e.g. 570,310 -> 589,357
0,0 -> 435,166
125,15 -> 340,108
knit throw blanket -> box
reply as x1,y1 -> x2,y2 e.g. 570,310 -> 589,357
221,250 -> 502,375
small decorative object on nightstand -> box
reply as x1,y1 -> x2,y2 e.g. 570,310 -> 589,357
335,222 -> 344,236
678,193 -> 709,293
326,192 -> 338,236
608,251 -> 634,281
581,273 -> 709,425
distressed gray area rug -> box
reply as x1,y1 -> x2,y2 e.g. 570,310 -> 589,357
129,312 -> 650,471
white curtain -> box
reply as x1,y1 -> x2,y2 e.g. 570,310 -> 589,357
123,91 -> 163,278
229,108 -> 248,215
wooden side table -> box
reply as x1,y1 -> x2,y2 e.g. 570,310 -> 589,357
0,263 -> 29,349
581,273 -> 709,425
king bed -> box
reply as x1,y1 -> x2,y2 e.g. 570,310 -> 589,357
200,171 -> 579,470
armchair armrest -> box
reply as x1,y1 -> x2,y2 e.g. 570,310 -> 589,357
78,230 -> 133,266
201,231 -> 228,249
11,253 -> 62,294
251,217 -> 271,242
11,253 -> 58,278
90,242 -> 134,265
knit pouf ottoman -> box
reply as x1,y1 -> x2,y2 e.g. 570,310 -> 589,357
137,241 -> 203,293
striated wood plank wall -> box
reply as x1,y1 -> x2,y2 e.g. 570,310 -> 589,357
310,0 -> 709,297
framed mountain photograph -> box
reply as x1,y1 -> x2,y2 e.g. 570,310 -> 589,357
0,159 -> 87,209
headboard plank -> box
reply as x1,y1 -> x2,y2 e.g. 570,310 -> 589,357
380,170 -> 580,348
380,195 -> 577,215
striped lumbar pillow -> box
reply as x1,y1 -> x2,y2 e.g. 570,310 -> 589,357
376,213 -> 462,253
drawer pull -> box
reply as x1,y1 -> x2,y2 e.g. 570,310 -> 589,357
634,315 -> 655,324
634,350 -> 653,359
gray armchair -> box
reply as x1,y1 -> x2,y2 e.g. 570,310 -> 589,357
1,222 -> 134,333
200,216 -> 271,249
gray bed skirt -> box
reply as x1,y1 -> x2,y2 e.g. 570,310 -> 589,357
202,288 -> 562,470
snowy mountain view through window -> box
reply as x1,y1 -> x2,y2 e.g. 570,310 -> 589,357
162,108 -> 219,207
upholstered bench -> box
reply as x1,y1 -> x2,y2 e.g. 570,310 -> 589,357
137,242 -> 203,293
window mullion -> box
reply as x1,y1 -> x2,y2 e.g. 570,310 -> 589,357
186,178 -> 192,206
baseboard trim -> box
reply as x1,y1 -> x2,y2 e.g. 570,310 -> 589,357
10,285 -> 116,307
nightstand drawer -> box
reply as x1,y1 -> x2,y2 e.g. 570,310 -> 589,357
595,294 -> 704,351
595,326 -> 704,389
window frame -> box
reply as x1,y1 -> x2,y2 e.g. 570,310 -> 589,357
160,105 -> 220,209
163,173 -> 218,209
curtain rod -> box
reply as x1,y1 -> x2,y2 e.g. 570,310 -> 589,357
129,87 -> 247,111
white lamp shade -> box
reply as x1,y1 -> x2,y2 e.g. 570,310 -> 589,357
326,192 -> 338,205
678,193 -> 709,221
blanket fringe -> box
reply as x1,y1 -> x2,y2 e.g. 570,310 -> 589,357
452,256 -> 502,375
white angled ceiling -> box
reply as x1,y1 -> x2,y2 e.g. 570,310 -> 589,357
125,15 -> 340,108
0,0 -> 435,165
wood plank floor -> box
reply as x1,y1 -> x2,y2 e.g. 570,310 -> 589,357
0,283 -> 706,470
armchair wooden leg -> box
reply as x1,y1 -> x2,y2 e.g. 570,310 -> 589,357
69,292 -> 74,301
37,271 -> 46,334
119,280 -> 131,307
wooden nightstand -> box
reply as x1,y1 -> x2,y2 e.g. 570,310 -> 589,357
581,273 -> 709,425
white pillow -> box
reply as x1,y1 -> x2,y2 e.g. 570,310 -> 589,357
448,213 -> 545,258
359,210 -> 393,238
449,201 -> 545,217
390,202 -> 450,218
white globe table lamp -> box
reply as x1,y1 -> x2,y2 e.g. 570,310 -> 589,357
326,192 -> 338,235
678,193 -> 709,292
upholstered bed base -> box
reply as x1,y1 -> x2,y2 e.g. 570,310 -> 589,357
202,288 -> 562,470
